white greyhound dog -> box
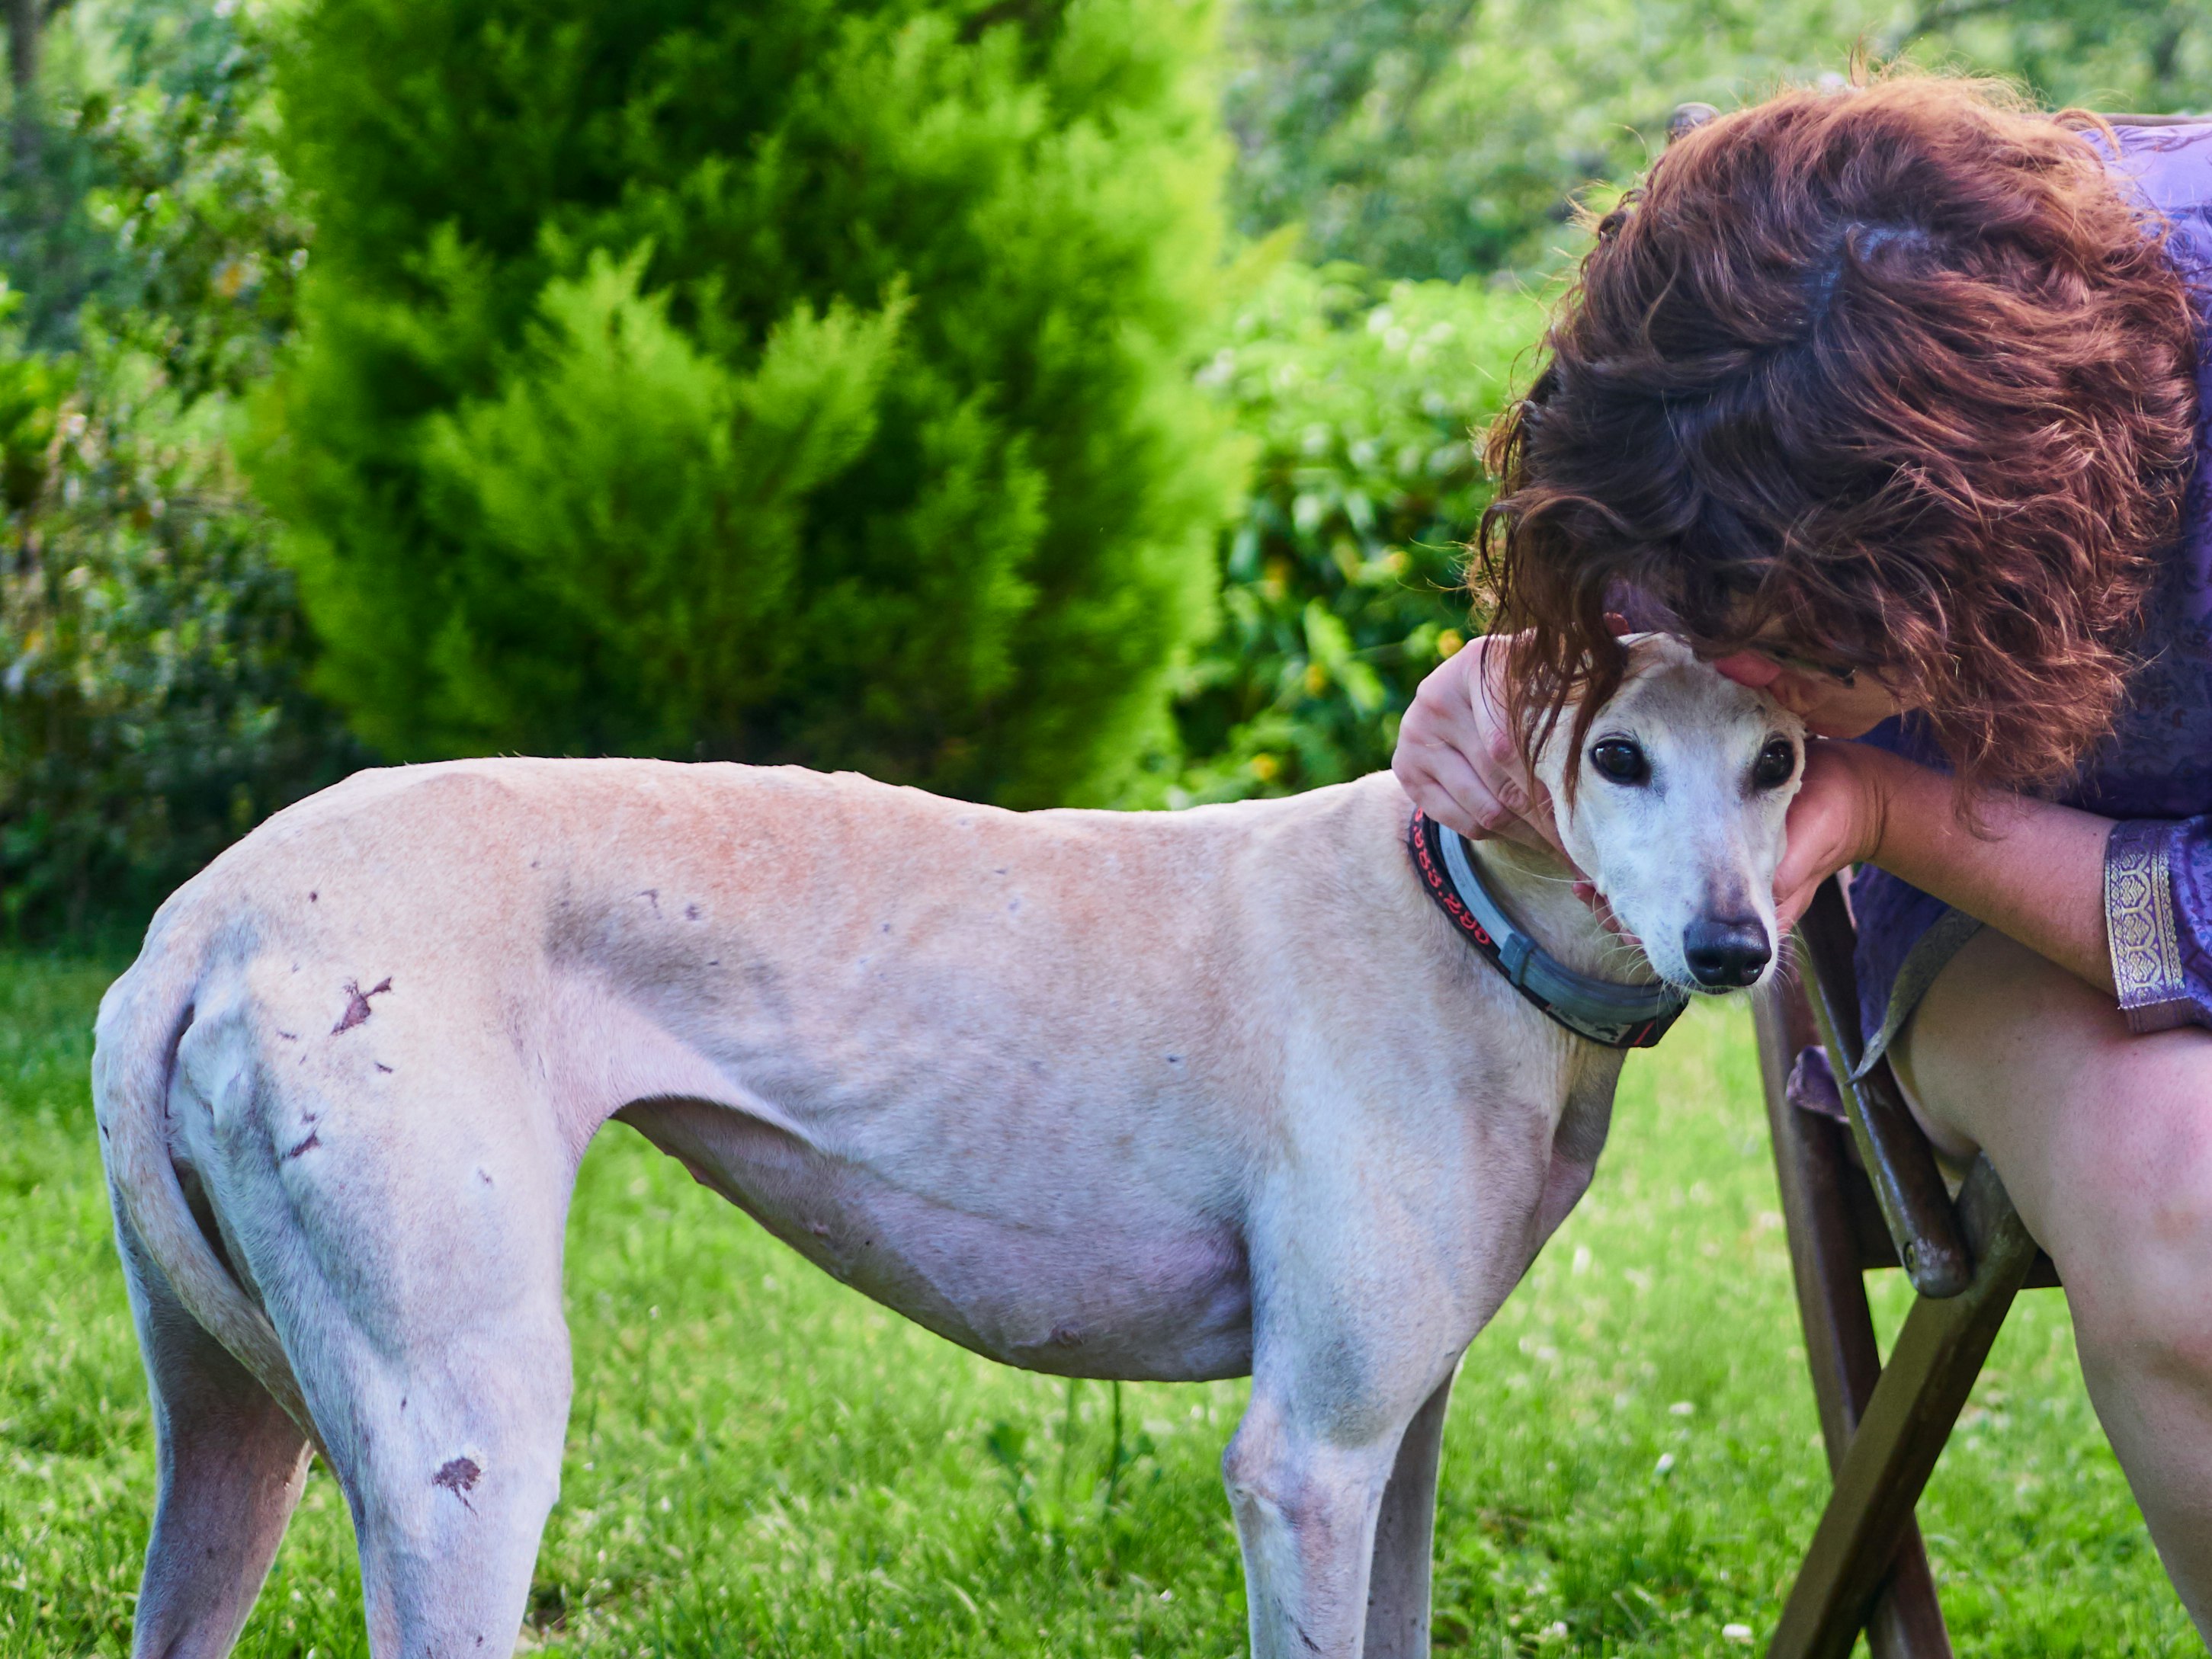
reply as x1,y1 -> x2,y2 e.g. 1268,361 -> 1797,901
92,633 -> 1801,1659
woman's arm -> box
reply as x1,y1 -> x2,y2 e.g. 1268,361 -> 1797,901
1779,741 -> 2115,993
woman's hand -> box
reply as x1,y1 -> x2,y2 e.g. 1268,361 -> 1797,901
1392,635 -> 1569,859
1774,740 -> 1893,930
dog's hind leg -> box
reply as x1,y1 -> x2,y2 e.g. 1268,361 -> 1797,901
280,1105 -> 573,1658
1361,1369 -> 1455,1659
169,984 -> 579,1659
333,1291 -> 571,1659
115,1198 -> 312,1659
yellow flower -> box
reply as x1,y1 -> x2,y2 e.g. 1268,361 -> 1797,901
1249,753 -> 1280,782
1303,661 -> 1328,696
1436,628 -> 1464,658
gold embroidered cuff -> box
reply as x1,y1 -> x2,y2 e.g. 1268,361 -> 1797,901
2107,821 -> 2194,1034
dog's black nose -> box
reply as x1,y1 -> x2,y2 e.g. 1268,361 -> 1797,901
1682,919 -> 1771,988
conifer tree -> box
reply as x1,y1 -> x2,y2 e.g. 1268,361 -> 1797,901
253,0 -> 1242,805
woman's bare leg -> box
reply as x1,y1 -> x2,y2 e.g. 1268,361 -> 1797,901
1894,926 -> 2212,1634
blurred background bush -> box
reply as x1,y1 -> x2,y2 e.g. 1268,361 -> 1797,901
255,0 -> 1240,807
0,0 -> 2201,940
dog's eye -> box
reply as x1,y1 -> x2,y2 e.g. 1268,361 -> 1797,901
1752,738 -> 1798,789
1588,738 -> 1649,786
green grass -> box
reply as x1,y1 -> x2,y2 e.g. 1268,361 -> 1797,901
0,952 -> 2192,1656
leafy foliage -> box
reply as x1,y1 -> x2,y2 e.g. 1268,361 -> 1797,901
75,0 -> 309,400
0,335 -> 361,938
2,0 -> 2207,943
0,1 -> 343,942
1225,0 -> 2212,280
254,0 -> 1245,808
1141,258 -> 1541,805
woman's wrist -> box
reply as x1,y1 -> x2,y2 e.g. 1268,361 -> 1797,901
1841,741 -> 1909,869
1849,745 -> 2115,993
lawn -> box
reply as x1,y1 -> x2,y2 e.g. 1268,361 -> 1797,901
0,950 -> 2193,1656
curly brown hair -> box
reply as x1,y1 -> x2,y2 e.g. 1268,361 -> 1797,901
1479,73 -> 2201,795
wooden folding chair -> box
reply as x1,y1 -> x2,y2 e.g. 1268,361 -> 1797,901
1751,875 -> 2061,1658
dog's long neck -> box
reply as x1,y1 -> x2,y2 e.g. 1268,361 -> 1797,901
1463,837 -> 1659,988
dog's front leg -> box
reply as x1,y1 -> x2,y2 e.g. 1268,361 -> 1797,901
1223,1384 -> 1409,1658
1362,1370 -> 1454,1658
1222,1243 -> 1470,1658
1220,1061 -> 1563,1656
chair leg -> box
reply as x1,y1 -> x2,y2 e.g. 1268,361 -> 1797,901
1762,1128 -> 2039,1659
1754,978 -> 1954,1659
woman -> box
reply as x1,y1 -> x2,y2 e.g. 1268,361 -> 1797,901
1393,76 -> 2212,1629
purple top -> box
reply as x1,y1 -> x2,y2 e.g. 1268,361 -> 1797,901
1853,120 -> 2212,1051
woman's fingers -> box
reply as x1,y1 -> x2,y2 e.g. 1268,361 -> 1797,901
1395,728 -> 1563,854
1393,634 -> 1569,857
1773,741 -> 1883,924
1393,734 -> 1496,836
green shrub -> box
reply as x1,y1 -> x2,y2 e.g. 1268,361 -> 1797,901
1140,258 -> 1545,805
253,0 -> 1244,808
0,335 -> 362,940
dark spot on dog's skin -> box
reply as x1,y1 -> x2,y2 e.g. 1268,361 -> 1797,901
332,976 -> 393,1034
309,892 -> 317,903
99,1123 -> 107,1140
993,867 -> 1007,876
376,1062 -> 393,1074
1007,899 -> 1021,913
706,959 -> 720,967
1166,1055 -> 1181,1065
684,902 -> 701,921
434,1456 -> 481,1510
1052,1325 -> 1083,1348
283,1131 -> 320,1161
638,889 -> 660,912
400,1396 -> 407,1411
277,1031 -> 298,1042
880,922 -> 891,934
478,1168 -> 493,1187
531,859 -> 540,869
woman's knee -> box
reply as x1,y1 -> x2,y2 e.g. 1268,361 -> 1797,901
2048,1049 -> 2212,1382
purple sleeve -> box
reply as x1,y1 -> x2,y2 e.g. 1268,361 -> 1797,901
2106,817 -> 2212,1033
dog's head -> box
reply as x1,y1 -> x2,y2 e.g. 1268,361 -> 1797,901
1534,635 -> 1804,994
